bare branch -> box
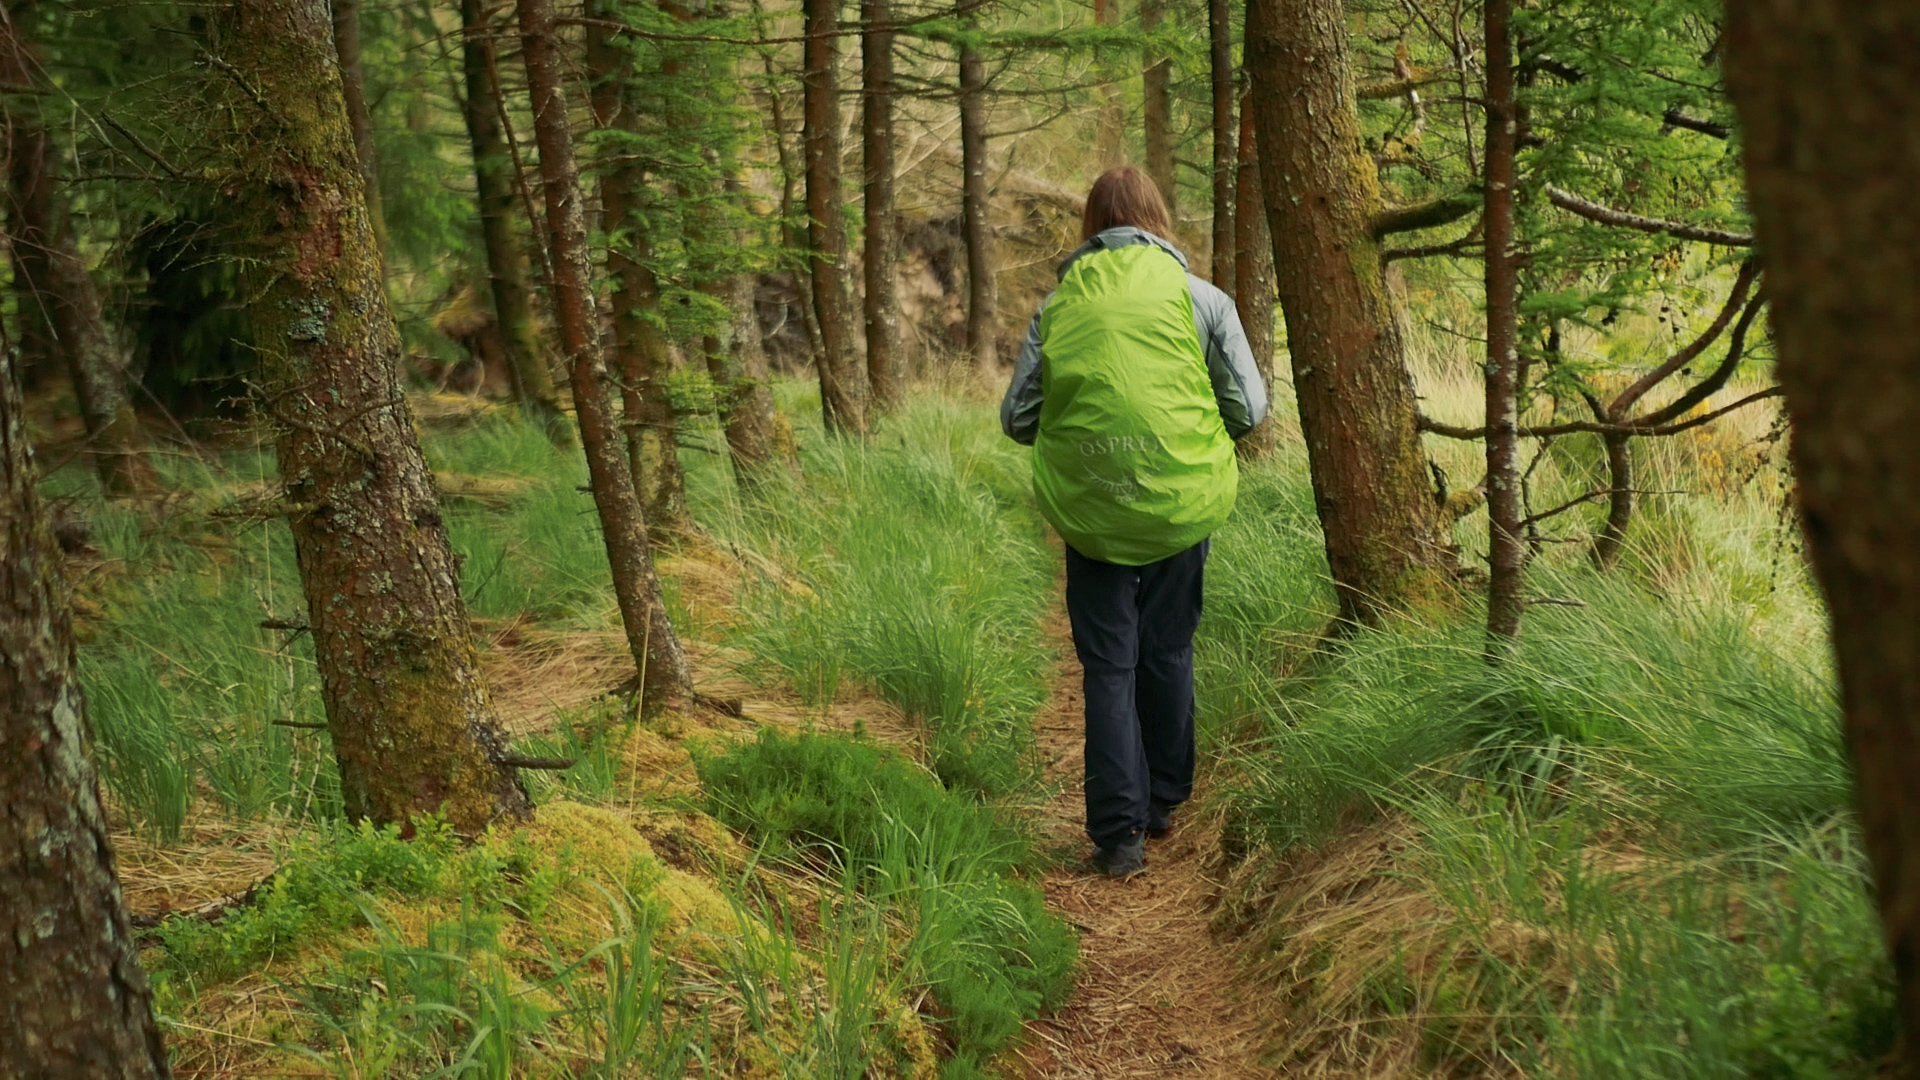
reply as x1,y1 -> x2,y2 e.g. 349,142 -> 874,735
1662,108 -> 1729,139
1419,386 -> 1783,440
1545,185 -> 1753,246
1630,294 -> 1767,428
1358,71 -> 1450,99
490,753 -> 577,771
1610,259 -> 1760,415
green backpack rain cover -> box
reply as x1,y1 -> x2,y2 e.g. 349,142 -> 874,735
1033,243 -> 1237,566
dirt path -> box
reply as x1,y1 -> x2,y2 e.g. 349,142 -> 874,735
1014,610 -> 1278,1080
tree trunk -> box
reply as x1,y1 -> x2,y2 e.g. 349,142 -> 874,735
215,0 -> 530,832
1142,0 -> 1175,217
1,1 -> 154,496
1594,431 -> 1632,569
1093,0 -> 1124,167
585,1 -> 689,539
1245,0 -> 1453,625
1232,99 -> 1277,462
959,36 -> 1000,382
0,344 -> 169,1080
1208,0 -> 1233,285
331,0 -> 389,262
1725,4 -> 1920,1067
517,0 -> 691,711
708,240 -> 785,479
1483,0 -> 1524,647
862,0 -> 904,411
802,0 -> 867,434
459,0 -> 570,446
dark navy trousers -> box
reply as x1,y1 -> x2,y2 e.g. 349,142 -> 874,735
1064,539 -> 1207,850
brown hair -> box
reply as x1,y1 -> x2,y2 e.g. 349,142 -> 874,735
1081,167 -> 1174,242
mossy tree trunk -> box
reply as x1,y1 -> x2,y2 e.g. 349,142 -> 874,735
862,0 -> 904,412
330,0 -> 388,263
803,0 -> 867,435
1245,0 -> 1453,625
1726,3 -> 1920,1065
585,1 -> 689,540
212,0 -> 530,832
459,0 -> 570,446
517,0 -> 692,712
0,345 -> 169,1080
1232,99 -> 1277,462
959,33 -> 999,382
1,0 -> 155,497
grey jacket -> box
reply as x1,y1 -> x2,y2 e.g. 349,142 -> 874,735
1000,226 -> 1269,446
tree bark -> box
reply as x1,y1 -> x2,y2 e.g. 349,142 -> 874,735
1593,431 -> 1632,568
459,0 -> 570,445
959,35 -> 1000,381
1208,0 -> 1233,286
1142,0 -> 1175,217
707,235 -> 785,479
862,0 -> 904,410
0,343 -> 169,1080
1725,4 -> 1920,1067
214,0 -> 530,832
1232,99 -> 1277,461
585,1 -> 689,539
330,0 -> 389,262
1093,0 -> 1124,167
1245,0 -> 1454,625
1,0 -> 154,497
517,0 -> 691,711
1483,0 -> 1524,647
802,0 -> 867,434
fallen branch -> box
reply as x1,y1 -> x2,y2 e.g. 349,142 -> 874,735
491,753 -> 577,771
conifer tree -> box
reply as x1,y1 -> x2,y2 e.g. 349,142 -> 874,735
213,0 -> 530,830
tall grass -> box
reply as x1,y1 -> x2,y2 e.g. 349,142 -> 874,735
702,398 -> 1056,798
1205,437 -> 1887,1073
697,729 -> 1076,1073
75,479 -> 339,836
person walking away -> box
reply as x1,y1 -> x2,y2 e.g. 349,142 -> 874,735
1001,168 -> 1267,878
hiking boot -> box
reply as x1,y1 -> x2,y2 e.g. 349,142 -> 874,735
1091,833 -> 1146,878
1146,799 -> 1178,841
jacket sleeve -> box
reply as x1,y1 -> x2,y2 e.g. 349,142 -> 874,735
1188,276 -> 1269,439
1000,300 -> 1049,445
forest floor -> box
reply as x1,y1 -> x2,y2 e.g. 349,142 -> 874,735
1013,607 -> 1279,1080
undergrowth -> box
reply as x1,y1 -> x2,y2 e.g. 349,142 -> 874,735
698,729 -> 1076,1076
700,397 -> 1055,799
1200,453 -> 1892,1076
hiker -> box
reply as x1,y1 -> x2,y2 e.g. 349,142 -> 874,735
1000,167 -> 1268,878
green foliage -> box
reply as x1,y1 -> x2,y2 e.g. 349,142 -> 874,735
698,729 -> 1077,1066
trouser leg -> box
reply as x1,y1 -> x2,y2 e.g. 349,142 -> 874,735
1065,544 -> 1146,850
1136,540 -> 1207,809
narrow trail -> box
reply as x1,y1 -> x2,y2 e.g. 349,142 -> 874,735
1016,608 -> 1279,1079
